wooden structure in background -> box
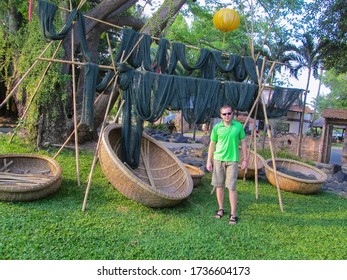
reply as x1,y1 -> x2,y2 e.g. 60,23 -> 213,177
320,108 -> 347,164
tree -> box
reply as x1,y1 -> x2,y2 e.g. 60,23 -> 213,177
281,32 -> 327,156
0,0 -> 310,146
1,0 -> 189,145
307,0 -> 347,74
0,0 -> 29,118
317,70 -> 347,111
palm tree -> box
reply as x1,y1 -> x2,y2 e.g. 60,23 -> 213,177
281,32 -> 328,157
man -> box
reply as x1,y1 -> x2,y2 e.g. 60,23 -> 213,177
206,105 -> 248,225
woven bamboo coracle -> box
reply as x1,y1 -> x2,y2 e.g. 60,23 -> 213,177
98,124 -> 193,208
238,149 -> 265,179
0,154 -> 62,201
184,164 -> 205,187
263,158 -> 327,194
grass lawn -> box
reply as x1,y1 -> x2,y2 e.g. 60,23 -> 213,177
0,135 -> 346,260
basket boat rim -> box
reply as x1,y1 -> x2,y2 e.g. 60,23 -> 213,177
263,157 -> 327,183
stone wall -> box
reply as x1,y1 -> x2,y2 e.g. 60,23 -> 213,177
253,134 -> 322,162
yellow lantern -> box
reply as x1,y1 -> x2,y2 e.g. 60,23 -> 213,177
213,8 -> 240,32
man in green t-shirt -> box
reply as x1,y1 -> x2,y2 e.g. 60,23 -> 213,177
206,105 -> 248,225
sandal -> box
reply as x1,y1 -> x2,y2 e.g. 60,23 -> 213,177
229,214 -> 237,225
215,209 -> 224,219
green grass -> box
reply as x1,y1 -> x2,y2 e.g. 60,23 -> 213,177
0,135 -> 346,260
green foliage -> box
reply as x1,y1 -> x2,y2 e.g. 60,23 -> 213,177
318,69 -> 347,110
145,122 -> 168,131
15,15 -> 68,139
0,29 -> 12,87
306,0 -> 347,73
0,135 -> 346,260
166,5 -> 250,55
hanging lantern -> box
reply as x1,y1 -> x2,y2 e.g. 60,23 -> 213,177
213,8 -> 240,32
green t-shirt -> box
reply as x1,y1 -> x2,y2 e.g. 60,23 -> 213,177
210,120 -> 246,162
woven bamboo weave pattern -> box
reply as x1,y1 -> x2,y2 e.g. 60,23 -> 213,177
98,124 -> 193,208
238,149 -> 265,179
184,164 -> 205,187
0,154 -> 62,201
263,158 -> 327,194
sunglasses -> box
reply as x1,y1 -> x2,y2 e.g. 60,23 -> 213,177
221,112 -> 232,116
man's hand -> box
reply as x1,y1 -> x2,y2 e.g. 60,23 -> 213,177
206,160 -> 213,172
241,159 -> 248,170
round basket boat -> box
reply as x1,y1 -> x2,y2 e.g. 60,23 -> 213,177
184,164 -> 205,187
0,154 -> 62,201
263,158 -> 327,194
238,149 -> 265,179
98,124 -> 193,208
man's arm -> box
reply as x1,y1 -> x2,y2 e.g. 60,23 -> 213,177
240,138 -> 248,169
206,141 -> 216,172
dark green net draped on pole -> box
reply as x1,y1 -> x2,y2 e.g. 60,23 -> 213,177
37,1 -> 303,168
118,67 -> 258,168
38,0 -> 99,130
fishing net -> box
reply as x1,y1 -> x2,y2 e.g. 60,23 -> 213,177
38,4 -> 303,168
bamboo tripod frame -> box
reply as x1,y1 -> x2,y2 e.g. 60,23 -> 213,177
240,0 -> 284,212
2,1 -> 290,212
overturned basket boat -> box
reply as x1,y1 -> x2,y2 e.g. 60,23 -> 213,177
0,154 -> 62,201
263,158 -> 327,194
98,124 -> 193,208
184,164 -> 205,187
238,149 -> 265,179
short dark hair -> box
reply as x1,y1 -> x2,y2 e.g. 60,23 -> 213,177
220,104 -> 233,113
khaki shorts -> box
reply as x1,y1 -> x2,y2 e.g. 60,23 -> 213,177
211,160 -> 238,190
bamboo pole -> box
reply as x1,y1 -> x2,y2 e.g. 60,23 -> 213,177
3,1 -> 86,142
81,97 -> 124,211
252,96 -> 261,199
242,61 -> 277,129
36,31 -> 136,78
52,37 -> 122,160
0,41 -> 55,110
9,41 -> 64,143
0,0 -> 83,111
239,3 -> 252,51
240,5 -> 284,210
82,34 -> 127,212
243,99 -> 260,199
253,116 -> 259,199
255,58 -> 284,212
250,0 -> 255,57
52,72 -> 117,159
77,0 -> 87,10
70,2 -> 81,187
36,57 -> 114,70
259,91 -> 283,211
255,0 -> 283,61
242,144 -> 252,181
53,32 -> 129,160
0,160 -> 13,172
57,5 -> 283,66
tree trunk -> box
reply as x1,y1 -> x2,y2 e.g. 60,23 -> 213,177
35,0 -> 188,144
296,66 -> 312,157
311,66 -> 323,135
8,0 -> 21,33
141,0 -> 188,36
